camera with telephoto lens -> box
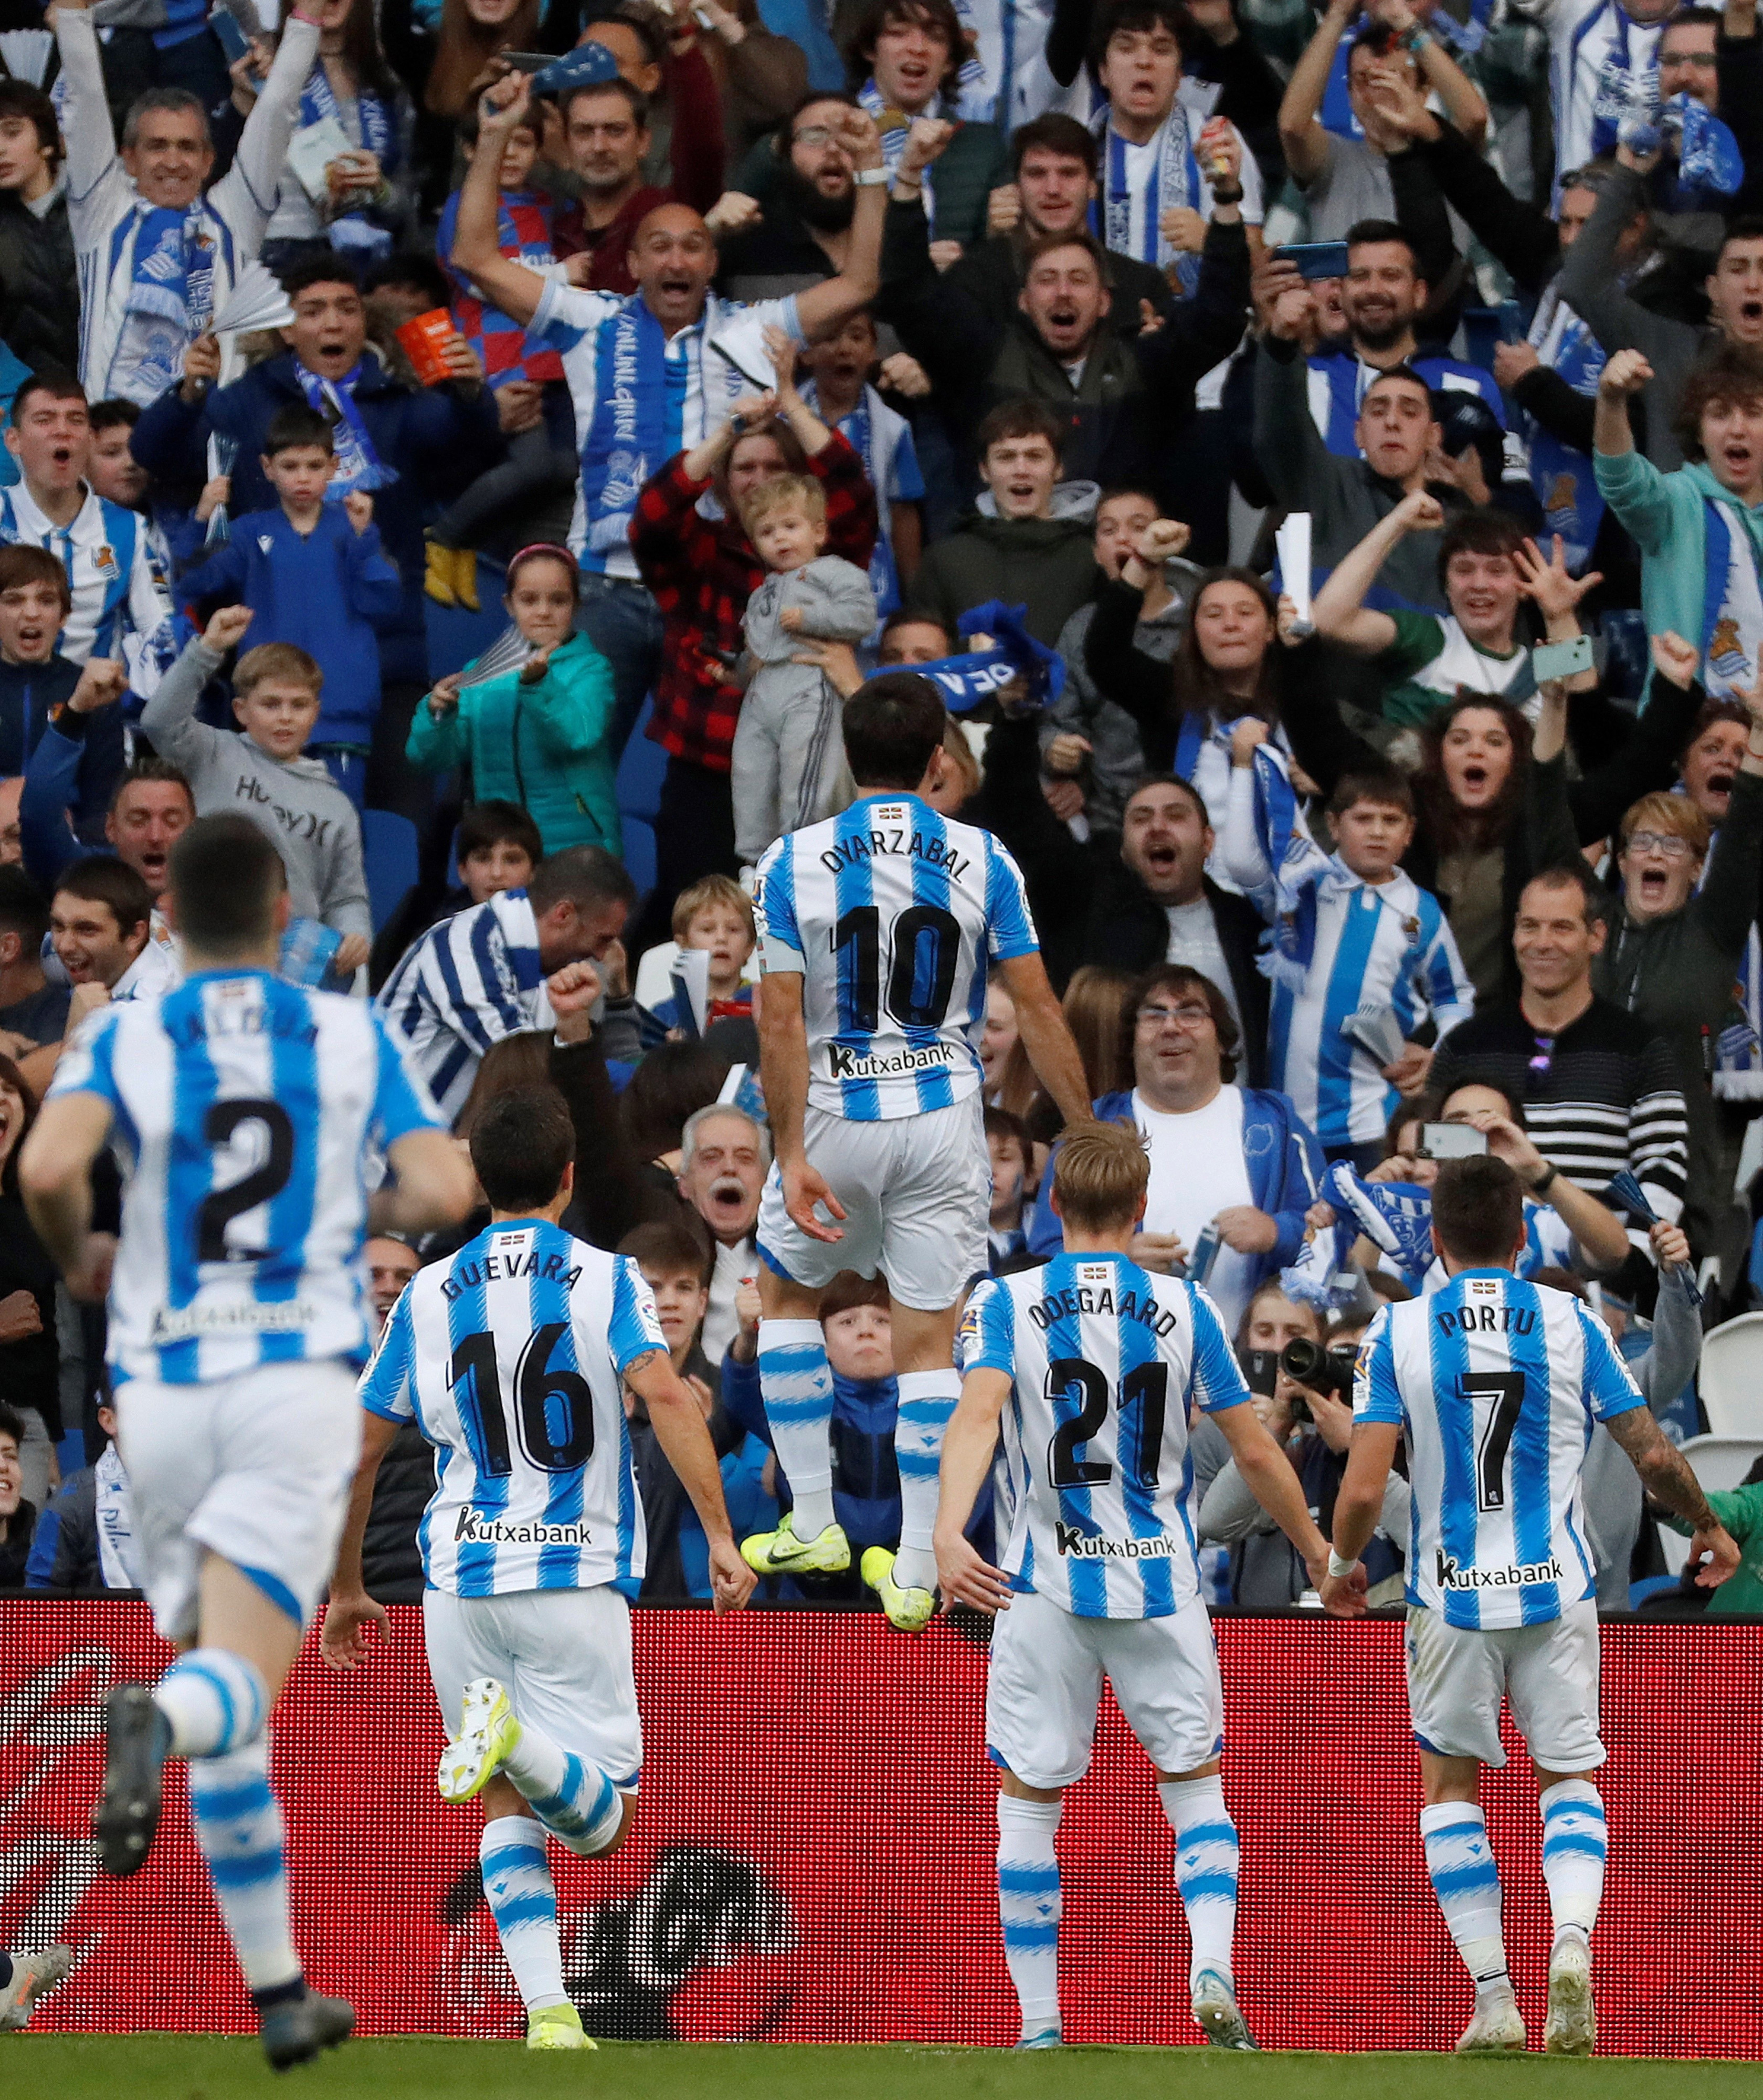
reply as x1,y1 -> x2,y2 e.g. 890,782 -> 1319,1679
1279,1337 -> 1355,1424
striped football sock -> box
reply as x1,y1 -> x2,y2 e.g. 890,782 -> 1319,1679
1539,1780 -> 1606,1942
153,1648 -> 267,1759
997,1793 -> 1062,2040
480,1816 -> 567,2011
892,1370 -> 962,1593
187,1736 -> 301,1996
759,1319 -> 836,1540
1159,1773 -> 1239,1986
500,1719 -> 625,1858
1420,1802 -> 1509,1991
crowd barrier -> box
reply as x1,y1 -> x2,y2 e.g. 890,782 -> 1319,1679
2,1601 -> 1759,2055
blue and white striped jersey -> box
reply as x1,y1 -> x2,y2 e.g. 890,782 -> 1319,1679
755,792 -> 1038,1120
49,970 -> 445,1385
0,481 -> 176,688
360,1221 -> 666,1597
962,1252 -> 1251,1619
374,889 -> 553,1128
1353,1270 -> 1643,1630
1269,865 -> 1475,1148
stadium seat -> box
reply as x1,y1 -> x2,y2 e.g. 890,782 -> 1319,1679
361,808 -> 420,934
1693,1313 -> 1763,1437
1656,1435 -> 1763,1574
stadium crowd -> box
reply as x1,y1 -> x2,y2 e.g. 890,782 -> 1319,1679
3,0 -> 1763,1619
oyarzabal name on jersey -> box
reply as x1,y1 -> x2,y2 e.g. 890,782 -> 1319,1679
1435,1549 -> 1565,1591
827,1039 -> 957,1080
1055,1522 -> 1178,1561
152,1298 -> 318,1342
455,1510 -> 594,1549
819,817 -> 970,885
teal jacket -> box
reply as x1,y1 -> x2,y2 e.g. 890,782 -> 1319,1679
1593,447 -> 1763,670
406,632 -> 621,857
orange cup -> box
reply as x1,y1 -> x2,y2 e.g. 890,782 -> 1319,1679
396,308 -> 456,386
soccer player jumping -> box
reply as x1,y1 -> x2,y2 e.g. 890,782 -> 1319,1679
1324,1155 -> 1738,2055
740,673 -> 1094,1629
935,1120 -> 1366,2051
19,818 -> 473,2068
322,1085 -> 754,2049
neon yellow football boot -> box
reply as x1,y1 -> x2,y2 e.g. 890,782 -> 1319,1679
438,1676 -> 522,1803
528,2002 -> 596,2051
861,1547 -> 935,1632
741,1512 -> 851,1576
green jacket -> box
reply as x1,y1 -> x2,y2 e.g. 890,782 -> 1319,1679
1593,449 -> 1763,679
407,632 -> 621,857
1673,1485 -> 1763,1614
906,510 -> 1097,647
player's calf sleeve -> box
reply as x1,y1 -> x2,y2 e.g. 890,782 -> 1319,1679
1419,1803 -> 1508,1989
187,1737 -> 301,2000
499,1720 -> 625,1857
480,1816 -> 568,2011
1158,1774 -> 1239,1985
996,1793 -> 1062,2040
892,1370 -> 962,1593
152,1648 -> 268,1760
759,1319 -> 837,1540
1539,1780 -> 1606,1942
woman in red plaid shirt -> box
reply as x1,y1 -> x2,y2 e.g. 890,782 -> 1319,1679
629,326 -> 877,946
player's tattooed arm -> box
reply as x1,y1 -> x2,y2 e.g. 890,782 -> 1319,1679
934,1369 -> 1014,1614
1603,1407 -> 1741,1587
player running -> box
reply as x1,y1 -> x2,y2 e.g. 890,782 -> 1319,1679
321,1086 -> 755,2050
18,816 -> 472,2070
935,1120 -> 1365,2051
1323,1155 -> 1738,2056
742,672 -> 1094,1629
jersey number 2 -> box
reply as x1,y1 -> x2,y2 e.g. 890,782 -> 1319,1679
197,1098 -> 295,1263
832,904 -> 962,1032
1464,1372 -> 1526,1512
449,1322 -> 595,1476
1046,1356 -> 1169,1490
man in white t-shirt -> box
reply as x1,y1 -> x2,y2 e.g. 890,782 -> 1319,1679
1025,962 -> 1325,1330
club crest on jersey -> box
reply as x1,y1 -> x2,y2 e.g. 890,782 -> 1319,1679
1055,1522 -> 1178,1561
1435,1548 -> 1565,1591
92,542 -> 117,576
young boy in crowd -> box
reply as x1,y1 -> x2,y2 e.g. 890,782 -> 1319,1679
139,606 -> 372,973
175,404 -> 403,805
1228,764 -> 1474,1169
618,1217 -> 775,1602
984,1105 -> 1033,1273
0,545 -> 124,842
365,800 -> 543,992
731,474 -> 877,874
640,873 -> 758,1043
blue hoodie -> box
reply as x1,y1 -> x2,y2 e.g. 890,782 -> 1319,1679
177,505 -> 403,750
1026,1086 -> 1325,1289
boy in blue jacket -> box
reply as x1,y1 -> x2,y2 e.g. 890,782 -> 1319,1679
175,404 -> 402,805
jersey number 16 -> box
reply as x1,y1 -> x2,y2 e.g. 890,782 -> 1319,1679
450,1323 -> 595,1476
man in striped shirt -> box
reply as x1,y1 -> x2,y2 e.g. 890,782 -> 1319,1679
1430,863 -> 1690,1253
375,847 -> 636,1128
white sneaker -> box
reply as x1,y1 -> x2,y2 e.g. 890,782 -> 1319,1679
1191,1967 -> 1257,2050
1544,1935 -> 1596,2057
1455,1984 -> 1526,2054
0,1946 -> 73,2031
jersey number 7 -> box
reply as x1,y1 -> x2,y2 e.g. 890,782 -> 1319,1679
1464,1372 -> 1526,1513
1046,1356 -> 1171,1492
450,1324 -> 595,1475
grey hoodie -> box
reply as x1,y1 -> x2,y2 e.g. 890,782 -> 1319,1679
140,637 -> 372,940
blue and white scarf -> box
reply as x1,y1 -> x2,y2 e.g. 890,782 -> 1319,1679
94,1442 -> 140,1590
1698,497 -> 1763,698
1525,279 -> 1607,570
581,297 -> 671,554
856,76 -> 969,236
910,602 -> 1064,715
125,202 -> 216,334
831,385 -> 895,618
1095,108 -> 1202,292
294,361 -> 396,497
301,64 -> 399,257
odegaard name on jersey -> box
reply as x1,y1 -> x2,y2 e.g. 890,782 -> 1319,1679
1027,1274 -> 1181,1338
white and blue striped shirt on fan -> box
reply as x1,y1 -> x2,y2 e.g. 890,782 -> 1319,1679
962,1252 -> 1252,1619
374,890 -> 553,1128
1353,1270 -> 1643,1632
360,1221 -> 667,1597
755,793 -> 1038,1121
1269,865 -> 1475,1149
48,970 -> 445,1387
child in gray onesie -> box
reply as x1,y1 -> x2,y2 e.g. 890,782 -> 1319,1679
732,474 -> 877,872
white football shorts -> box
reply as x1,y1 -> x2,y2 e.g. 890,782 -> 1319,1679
756,1092 -> 989,1310
1405,1600 -> 1606,1771
117,1359 -> 361,1645
986,1587 -> 1225,1791
423,1584 -> 643,1791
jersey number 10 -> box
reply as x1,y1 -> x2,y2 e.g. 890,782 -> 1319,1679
832,904 -> 963,1032
450,1324 -> 595,1475
1046,1356 -> 1171,1492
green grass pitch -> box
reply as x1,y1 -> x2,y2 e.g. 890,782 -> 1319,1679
13,2038 -> 1763,2099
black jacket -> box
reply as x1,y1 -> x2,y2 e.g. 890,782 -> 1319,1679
361,1423 -> 434,1604
0,186 -> 77,377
